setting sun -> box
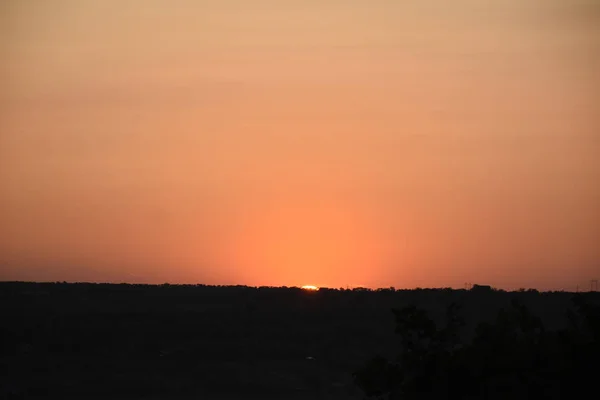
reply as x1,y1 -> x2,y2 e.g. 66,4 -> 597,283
224,198 -> 393,288
301,285 -> 319,291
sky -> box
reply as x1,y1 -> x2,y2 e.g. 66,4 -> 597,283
1,0 -> 599,290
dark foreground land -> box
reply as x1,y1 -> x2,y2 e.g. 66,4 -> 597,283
1,282 -> 598,399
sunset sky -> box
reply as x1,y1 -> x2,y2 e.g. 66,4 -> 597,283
1,0 -> 599,290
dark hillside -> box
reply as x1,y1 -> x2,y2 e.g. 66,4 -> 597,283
0,282 -> 597,399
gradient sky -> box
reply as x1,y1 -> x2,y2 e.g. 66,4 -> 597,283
1,0 -> 599,290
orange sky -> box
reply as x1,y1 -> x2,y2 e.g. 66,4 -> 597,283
1,0 -> 599,290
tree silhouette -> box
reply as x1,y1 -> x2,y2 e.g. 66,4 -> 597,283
354,296 -> 600,399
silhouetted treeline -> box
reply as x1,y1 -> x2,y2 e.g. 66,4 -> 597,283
354,295 -> 600,400
0,282 -> 598,399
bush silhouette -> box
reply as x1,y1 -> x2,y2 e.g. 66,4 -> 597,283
354,295 -> 599,399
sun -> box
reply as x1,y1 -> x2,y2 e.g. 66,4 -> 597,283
301,285 -> 319,291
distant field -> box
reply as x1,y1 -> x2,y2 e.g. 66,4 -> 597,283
0,282 -> 596,399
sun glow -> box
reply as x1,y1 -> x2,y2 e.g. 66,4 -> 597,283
225,198 -> 392,288
301,285 -> 319,291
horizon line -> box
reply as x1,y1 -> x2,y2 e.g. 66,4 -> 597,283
1,280 -> 597,294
